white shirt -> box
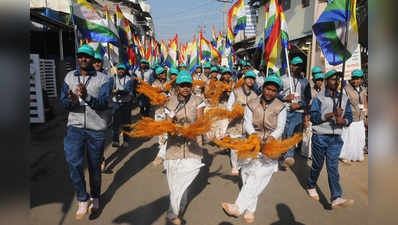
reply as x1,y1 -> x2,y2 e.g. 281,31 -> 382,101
243,104 -> 287,139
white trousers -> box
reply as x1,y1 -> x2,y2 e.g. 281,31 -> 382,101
340,120 -> 366,161
165,158 -> 204,218
301,123 -> 313,158
235,157 -> 278,214
229,134 -> 243,169
155,112 -> 167,160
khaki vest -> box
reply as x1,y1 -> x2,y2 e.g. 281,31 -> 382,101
344,83 -> 367,121
165,95 -> 204,160
152,79 -> 168,116
228,87 -> 258,136
247,98 -> 285,141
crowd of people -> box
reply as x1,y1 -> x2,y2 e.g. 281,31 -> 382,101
60,44 -> 368,224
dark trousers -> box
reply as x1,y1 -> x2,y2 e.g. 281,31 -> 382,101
112,103 -> 132,142
138,94 -> 151,116
64,126 -> 105,201
307,134 -> 344,201
283,111 -> 303,159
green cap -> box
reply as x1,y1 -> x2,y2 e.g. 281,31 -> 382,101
203,62 -> 211,69
222,67 -> 232,74
117,64 -> 127,70
77,44 -> 94,57
232,65 -> 237,70
241,61 -> 247,66
325,70 -> 337,79
151,62 -> 159,69
351,69 -> 364,78
94,53 -> 103,60
244,70 -> 257,79
264,75 -> 282,88
312,66 -> 323,74
155,67 -> 165,75
291,56 -> 303,65
178,63 -> 186,68
246,62 -> 252,67
169,67 -> 179,75
140,59 -> 149,64
176,70 -> 193,84
210,66 -> 218,73
314,73 -> 324,80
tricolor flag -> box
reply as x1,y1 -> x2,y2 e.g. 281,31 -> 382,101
227,0 -> 247,42
211,25 -> 217,48
264,0 -> 289,74
200,33 -> 221,65
165,34 -> 178,67
115,5 -> 136,67
69,0 -> 119,45
313,0 -> 358,65
189,35 -> 199,73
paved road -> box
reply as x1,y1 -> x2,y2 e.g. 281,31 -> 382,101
30,108 -> 368,225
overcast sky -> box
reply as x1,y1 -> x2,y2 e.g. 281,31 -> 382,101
146,0 -> 235,43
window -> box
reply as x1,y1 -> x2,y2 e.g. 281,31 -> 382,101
281,0 -> 291,11
302,0 -> 310,8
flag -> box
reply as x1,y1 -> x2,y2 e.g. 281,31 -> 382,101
225,37 -> 235,69
115,5 -> 136,67
227,0 -> 247,41
69,0 -> 119,45
211,25 -> 217,47
200,34 -> 221,65
264,0 -> 289,74
313,0 -> 358,66
160,40 -> 168,62
189,35 -> 199,73
165,34 -> 178,67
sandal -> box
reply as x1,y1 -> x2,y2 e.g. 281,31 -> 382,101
221,202 -> 240,217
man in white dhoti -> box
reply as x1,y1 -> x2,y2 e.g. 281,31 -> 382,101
163,71 -> 206,225
226,70 -> 258,176
222,75 -> 287,223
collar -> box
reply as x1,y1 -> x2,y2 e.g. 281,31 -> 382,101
260,96 -> 274,106
241,85 -> 252,96
177,94 -> 191,104
325,88 -> 341,97
74,69 -> 96,77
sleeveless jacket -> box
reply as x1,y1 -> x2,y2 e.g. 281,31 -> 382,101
165,95 -> 204,160
152,79 -> 169,117
228,86 -> 258,136
247,98 -> 285,141
344,83 -> 367,121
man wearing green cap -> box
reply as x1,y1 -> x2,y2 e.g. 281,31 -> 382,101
222,75 -> 286,223
163,70 -> 206,225
309,66 -> 324,90
192,63 -> 208,97
168,67 -> 179,96
135,59 -> 154,116
110,63 -> 133,148
226,70 -> 259,176
93,53 -> 106,74
60,44 -> 113,219
307,69 -> 354,209
203,62 -> 211,79
279,56 -> 311,168
151,66 -> 171,166
339,69 -> 368,162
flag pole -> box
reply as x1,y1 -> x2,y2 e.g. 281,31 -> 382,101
338,0 -> 351,107
284,47 -> 293,94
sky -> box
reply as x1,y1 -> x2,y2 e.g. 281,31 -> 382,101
146,0 -> 235,43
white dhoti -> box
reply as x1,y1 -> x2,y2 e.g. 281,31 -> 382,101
165,158 -> 204,218
155,111 -> 167,160
301,123 -> 313,158
340,120 -> 366,161
235,156 -> 278,214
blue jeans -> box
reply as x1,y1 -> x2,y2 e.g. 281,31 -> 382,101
307,134 -> 343,201
112,103 -> 131,142
283,111 -> 303,159
64,126 -> 105,201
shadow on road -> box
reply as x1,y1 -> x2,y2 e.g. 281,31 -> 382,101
112,195 -> 169,225
289,153 -> 331,210
90,143 -> 158,220
270,203 -> 305,225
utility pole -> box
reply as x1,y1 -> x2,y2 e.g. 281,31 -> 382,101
215,0 -> 233,37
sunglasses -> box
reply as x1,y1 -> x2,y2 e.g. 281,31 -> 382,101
178,83 -> 192,88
